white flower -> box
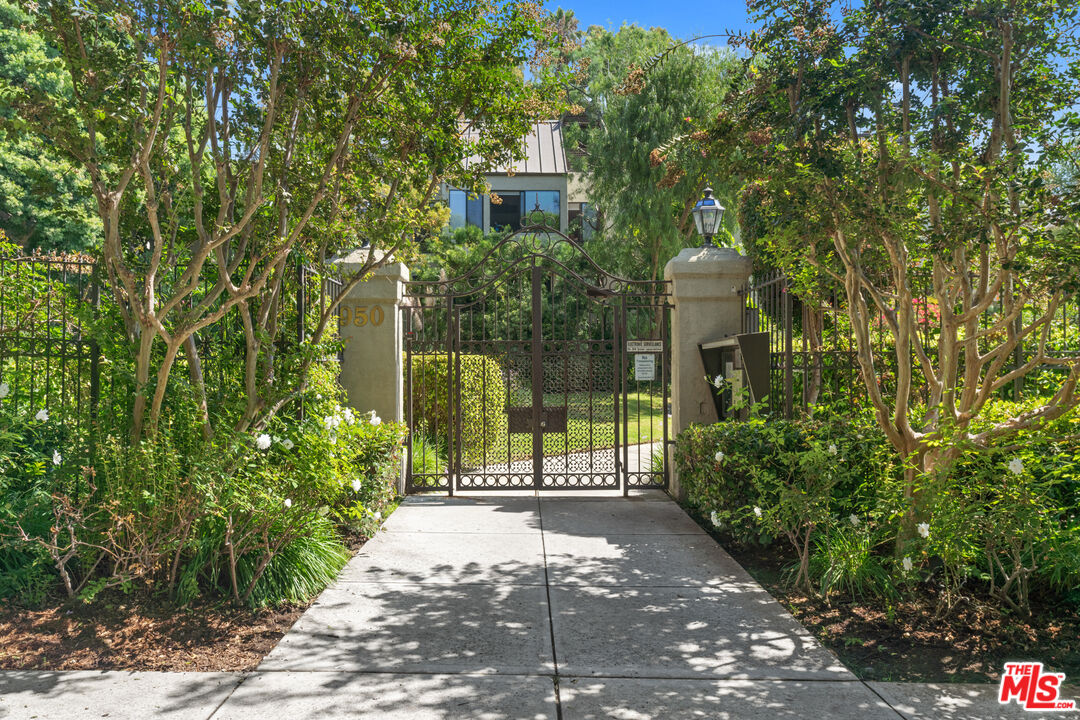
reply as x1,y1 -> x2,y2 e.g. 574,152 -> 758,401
917,522 -> 930,539
1007,457 -> 1024,476
370,413 -> 382,426
373,511 -> 382,521
849,514 -> 860,527
0,382 -> 9,399
828,443 -> 838,456
351,478 -> 362,492
52,450 -> 61,466
902,556 -> 913,572
710,510 -> 721,528
284,498 -> 292,509
256,433 -> 272,450
753,506 -> 762,518
35,409 -> 48,422
281,438 -> 294,450
323,415 -> 341,431
343,408 -> 355,425
712,374 -> 723,388
714,450 -> 725,463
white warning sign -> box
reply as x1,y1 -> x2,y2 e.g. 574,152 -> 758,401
634,353 -> 656,381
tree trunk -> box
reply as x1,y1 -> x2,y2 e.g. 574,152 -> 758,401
183,334 -> 213,441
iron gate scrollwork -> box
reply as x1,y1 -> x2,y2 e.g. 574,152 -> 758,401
403,219 -> 671,494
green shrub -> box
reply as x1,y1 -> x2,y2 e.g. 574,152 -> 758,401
904,414 -> 1080,616
410,353 -> 506,468
0,382 -> 82,605
0,384 -> 405,608
809,527 -> 896,600
675,399 -> 1080,613
236,515 -> 349,607
674,413 -> 892,546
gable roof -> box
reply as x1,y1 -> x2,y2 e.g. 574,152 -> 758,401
464,120 -> 567,176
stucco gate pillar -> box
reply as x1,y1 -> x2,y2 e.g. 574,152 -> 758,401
664,246 -> 752,501
334,249 -> 409,492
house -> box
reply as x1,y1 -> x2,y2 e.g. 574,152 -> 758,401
444,120 -> 591,236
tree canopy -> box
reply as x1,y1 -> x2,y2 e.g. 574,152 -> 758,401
6,0 -> 567,439
0,1 -> 99,251
686,0 -> 1080,522
563,23 -> 740,281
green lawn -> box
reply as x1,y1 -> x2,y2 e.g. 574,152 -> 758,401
410,391 -> 667,473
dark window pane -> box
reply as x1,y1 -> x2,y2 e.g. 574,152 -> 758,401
490,193 -> 521,231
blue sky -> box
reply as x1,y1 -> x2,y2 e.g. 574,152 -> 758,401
544,0 -> 756,42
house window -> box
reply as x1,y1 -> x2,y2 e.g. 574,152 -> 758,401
522,190 -> 560,220
489,190 -> 562,231
490,192 -> 522,231
568,201 -> 595,241
448,189 -> 483,229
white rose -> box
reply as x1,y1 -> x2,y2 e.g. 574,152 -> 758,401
35,409 -> 49,422
902,556 -> 913,572
714,450 -> 725,463
917,522 -> 930,539
52,450 -> 62,466
351,478 -> 362,492
281,438 -> 295,450
753,506 -> 762,518
256,433 -> 272,450
1007,457 -> 1024,476
284,498 -> 292,509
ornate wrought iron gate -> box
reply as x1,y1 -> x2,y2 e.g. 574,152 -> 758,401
403,222 -> 670,494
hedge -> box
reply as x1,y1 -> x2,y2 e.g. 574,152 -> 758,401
410,353 -> 507,467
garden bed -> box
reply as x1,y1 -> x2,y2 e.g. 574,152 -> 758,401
0,591 -> 304,672
724,540 -> 1080,684
0,529 -> 374,672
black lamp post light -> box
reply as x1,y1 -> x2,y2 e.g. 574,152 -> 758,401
692,186 -> 725,248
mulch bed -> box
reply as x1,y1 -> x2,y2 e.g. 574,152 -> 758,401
0,529 -> 371,672
0,594 -> 304,672
725,541 -> 1080,684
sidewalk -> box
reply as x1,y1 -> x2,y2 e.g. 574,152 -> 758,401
2,494 -> 1076,719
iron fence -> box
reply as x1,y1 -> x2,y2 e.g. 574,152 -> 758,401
743,270 -> 1080,418
0,252 -> 343,433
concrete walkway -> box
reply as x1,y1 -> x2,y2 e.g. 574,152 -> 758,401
3,494 -> 1077,718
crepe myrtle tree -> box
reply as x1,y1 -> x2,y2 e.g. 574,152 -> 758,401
6,0 -> 567,440
677,0 -> 1080,524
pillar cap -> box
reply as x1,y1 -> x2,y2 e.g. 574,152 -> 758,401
331,247 -> 410,281
664,246 -> 751,281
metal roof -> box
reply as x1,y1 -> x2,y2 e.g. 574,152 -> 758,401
464,120 -> 567,176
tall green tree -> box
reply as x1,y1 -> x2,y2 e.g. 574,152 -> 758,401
696,0 -> 1080,524
7,0 -> 566,439
0,1 -> 98,251
566,25 -> 739,281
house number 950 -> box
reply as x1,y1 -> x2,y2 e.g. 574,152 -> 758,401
341,304 -> 384,327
